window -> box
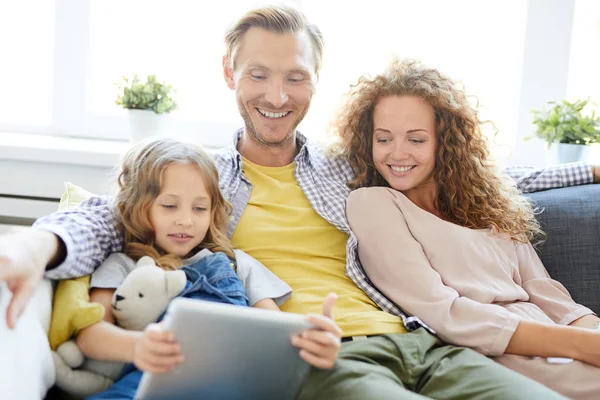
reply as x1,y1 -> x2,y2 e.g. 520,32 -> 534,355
0,0 -> 587,164
85,0 -> 253,146
567,0 -> 600,163
299,0 -> 528,159
568,0 -> 600,102
0,1 -> 55,130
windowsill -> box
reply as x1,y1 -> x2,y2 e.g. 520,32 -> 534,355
0,132 -> 128,167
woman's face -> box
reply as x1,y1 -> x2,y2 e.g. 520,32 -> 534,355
371,95 -> 437,194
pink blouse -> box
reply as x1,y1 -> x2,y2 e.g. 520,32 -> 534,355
346,187 -> 595,356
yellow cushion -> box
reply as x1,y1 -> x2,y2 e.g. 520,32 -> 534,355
48,182 -> 104,349
57,181 -> 96,211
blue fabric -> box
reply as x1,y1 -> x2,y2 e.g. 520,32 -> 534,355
87,252 -> 249,400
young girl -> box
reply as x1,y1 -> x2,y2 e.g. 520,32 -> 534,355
336,59 -> 600,399
74,138 -> 341,399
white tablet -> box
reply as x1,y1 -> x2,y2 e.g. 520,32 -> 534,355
135,297 -> 315,400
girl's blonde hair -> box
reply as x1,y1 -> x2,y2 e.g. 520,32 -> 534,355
334,59 -> 542,243
114,138 -> 234,269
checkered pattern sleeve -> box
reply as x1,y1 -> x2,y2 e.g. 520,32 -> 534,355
503,162 -> 593,193
32,195 -> 124,279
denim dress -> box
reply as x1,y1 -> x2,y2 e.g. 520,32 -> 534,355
87,251 -> 249,400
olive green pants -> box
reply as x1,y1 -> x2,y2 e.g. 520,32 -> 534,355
298,328 -> 566,400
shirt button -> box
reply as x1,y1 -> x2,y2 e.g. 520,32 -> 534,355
230,216 -> 235,221
243,185 -> 248,191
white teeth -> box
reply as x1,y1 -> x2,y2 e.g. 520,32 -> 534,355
390,165 -> 414,172
258,109 -> 290,119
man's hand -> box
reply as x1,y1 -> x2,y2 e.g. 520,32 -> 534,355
0,229 -> 61,329
292,292 -> 342,369
133,323 -> 184,374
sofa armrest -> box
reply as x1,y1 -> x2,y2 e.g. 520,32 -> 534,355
526,185 -> 600,315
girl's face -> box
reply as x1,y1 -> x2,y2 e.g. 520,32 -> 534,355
371,95 -> 437,194
149,162 -> 212,257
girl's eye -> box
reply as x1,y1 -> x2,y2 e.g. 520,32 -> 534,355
251,74 -> 265,80
410,139 -> 425,144
162,204 -> 176,209
376,138 -> 389,143
194,207 -> 207,212
288,77 -> 304,83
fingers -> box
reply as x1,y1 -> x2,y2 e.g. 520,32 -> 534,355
291,329 -> 340,370
145,323 -> 176,342
321,292 -> 337,320
135,324 -> 184,374
6,280 -> 35,329
299,349 -> 336,369
0,257 -> 23,283
137,350 -> 184,374
306,313 -> 343,338
293,332 -> 339,352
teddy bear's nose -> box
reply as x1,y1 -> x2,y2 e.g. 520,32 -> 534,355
115,294 -> 125,302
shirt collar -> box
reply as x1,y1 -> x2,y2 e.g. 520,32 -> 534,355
227,128 -> 311,169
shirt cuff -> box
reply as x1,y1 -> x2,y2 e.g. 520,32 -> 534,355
34,225 -> 79,280
558,307 -> 596,326
487,312 -> 522,356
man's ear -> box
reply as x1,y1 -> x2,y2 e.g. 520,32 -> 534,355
223,56 -> 235,90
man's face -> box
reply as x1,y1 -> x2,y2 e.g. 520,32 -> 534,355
224,27 -> 317,147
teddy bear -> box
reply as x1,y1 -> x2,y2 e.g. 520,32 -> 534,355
51,256 -> 187,399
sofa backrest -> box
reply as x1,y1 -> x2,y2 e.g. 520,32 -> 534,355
526,185 -> 600,315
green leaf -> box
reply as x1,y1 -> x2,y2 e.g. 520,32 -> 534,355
527,98 -> 600,146
114,74 -> 178,114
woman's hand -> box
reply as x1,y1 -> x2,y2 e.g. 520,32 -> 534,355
133,323 -> 184,374
292,293 -> 342,369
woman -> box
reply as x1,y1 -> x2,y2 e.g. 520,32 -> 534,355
336,59 -> 600,399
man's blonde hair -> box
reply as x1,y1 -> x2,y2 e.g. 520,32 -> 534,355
224,4 -> 324,77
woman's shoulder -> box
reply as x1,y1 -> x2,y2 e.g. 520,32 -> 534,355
347,186 -> 411,209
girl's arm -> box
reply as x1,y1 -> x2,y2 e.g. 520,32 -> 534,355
76,287 -> 184,373
253,298 -> 280,311
75,288 -> 142,362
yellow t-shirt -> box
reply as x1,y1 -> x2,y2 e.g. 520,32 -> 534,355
231,157 -> 406,336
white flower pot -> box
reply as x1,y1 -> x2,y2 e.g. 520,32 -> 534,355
548,143 -> 590,165
127,109 -> 167,142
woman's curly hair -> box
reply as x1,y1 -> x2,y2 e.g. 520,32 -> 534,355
334,59 -> 542,243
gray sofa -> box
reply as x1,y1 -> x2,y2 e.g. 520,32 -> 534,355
526,184 -> 600,314
40,184 -> 599,399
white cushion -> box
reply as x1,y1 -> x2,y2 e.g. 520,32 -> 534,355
0,279 -> 55,398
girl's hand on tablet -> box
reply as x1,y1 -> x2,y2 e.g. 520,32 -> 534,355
133,322 -> 185,374
292,292 -> 342,369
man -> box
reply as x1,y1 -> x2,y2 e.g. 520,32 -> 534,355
0,4 -> 595,399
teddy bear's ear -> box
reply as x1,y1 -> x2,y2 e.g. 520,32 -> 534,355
137,256 -> 157,268
165,270 -> 187,299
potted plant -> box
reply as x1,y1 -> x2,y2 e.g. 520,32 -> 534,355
527,98 -> 600,164
115,75 -> 178,142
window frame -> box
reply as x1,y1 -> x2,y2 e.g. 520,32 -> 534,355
0,0 -> 581,166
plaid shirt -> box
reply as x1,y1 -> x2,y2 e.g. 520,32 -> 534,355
36,132 -> 593,331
